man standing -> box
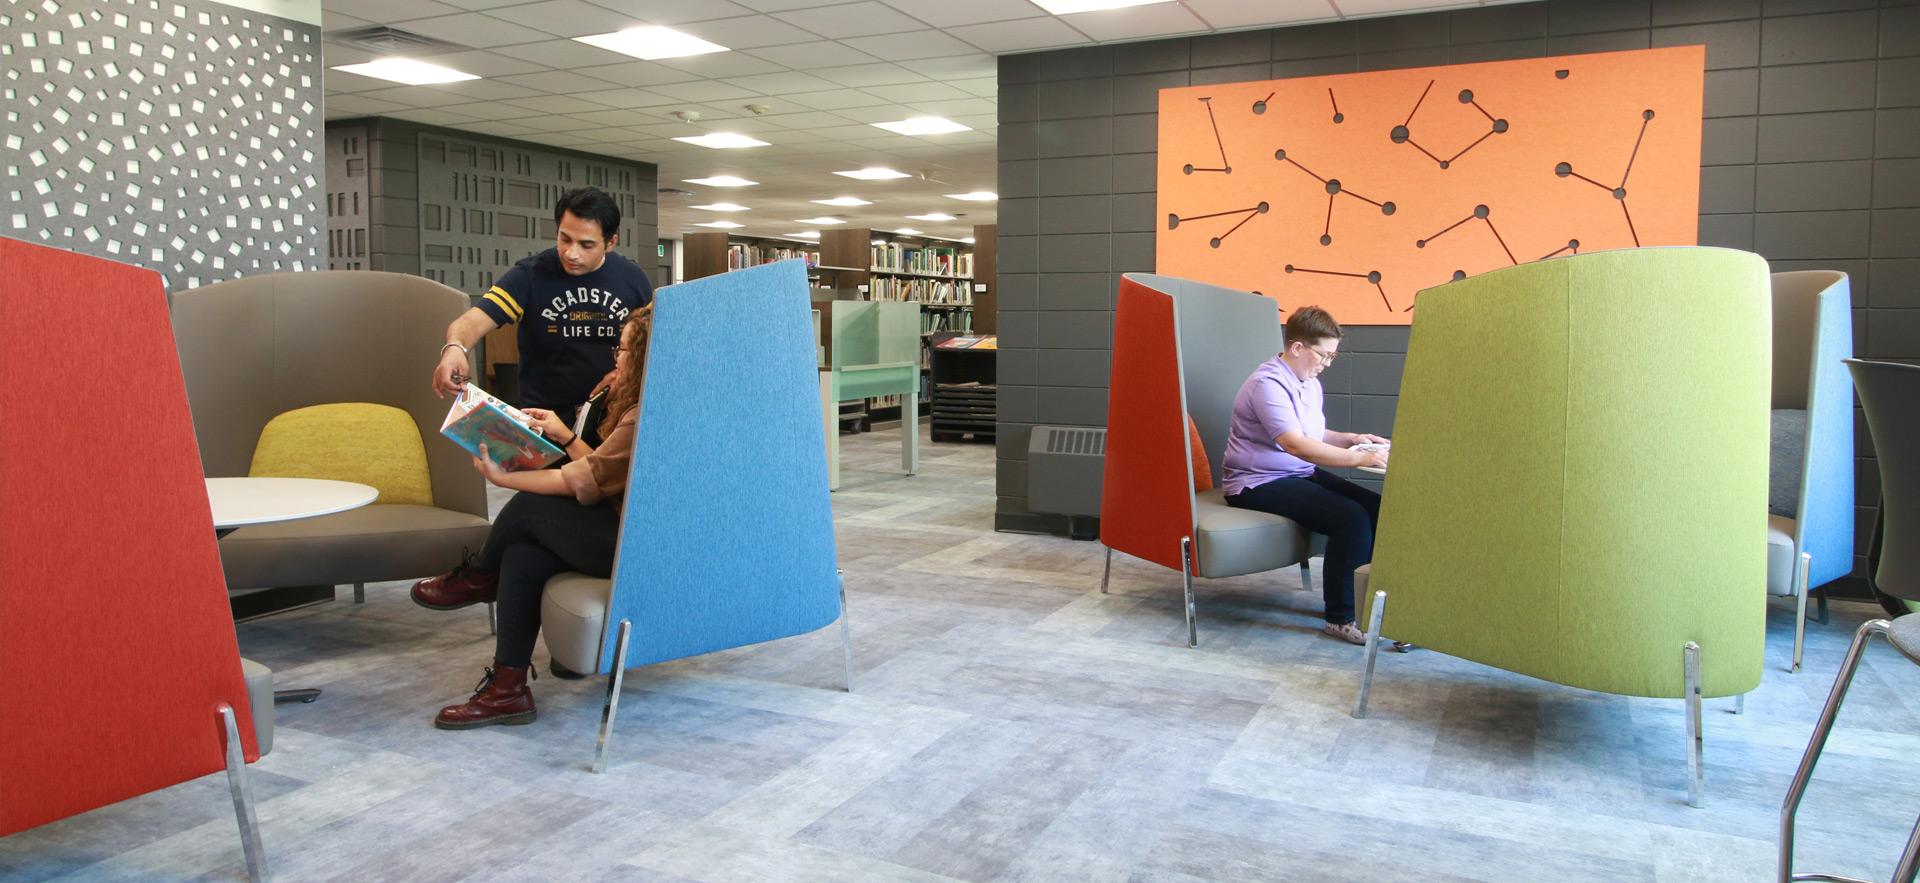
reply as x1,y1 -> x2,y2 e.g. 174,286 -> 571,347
431,187 -> 654,435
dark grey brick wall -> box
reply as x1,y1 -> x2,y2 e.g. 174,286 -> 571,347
997,0 -> 1920,582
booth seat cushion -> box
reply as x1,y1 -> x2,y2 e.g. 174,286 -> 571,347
250,403 -> 435,508
1193,488 -> 1309,579
1766,514 -> 1797,596
541,573 -> 611,674
239,657 -> 275,756
218,504 -> 492,590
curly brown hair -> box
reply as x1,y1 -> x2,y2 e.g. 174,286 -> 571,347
600,304 -> 652,438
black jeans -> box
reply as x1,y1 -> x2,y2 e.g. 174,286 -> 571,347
1225,468 -> 1381,624
476,492 -> 620,668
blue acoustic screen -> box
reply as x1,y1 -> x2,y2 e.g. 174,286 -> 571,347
1803,276 -> 1855,589
599,259 -> 841,671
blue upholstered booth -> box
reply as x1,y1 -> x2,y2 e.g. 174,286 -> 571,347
1768,271 -> 1855,672
532,260 -> 849,771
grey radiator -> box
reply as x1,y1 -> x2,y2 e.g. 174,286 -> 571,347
1027,426 -> 1106,529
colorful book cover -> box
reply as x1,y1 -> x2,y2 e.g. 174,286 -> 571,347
440,383 -> 564,471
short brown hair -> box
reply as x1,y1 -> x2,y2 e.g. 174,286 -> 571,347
1285,305 -> 1342,347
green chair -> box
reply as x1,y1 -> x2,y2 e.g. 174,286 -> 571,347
1350,247 -> 1771,809
819,299 -> 920,490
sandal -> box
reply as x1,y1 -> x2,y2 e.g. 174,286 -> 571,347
1325,621 -> 1418,653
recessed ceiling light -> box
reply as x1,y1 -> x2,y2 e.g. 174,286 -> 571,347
685,175 -> 757,187
332,58 -> 479,86
962,237 -> 976,244
1032,0 -> 1174,13
691,203 -> 749,212
673,133 -> 770,149
871,117 -> 971,136
574,26 -> 728,61
906,212 -> 957,222
694,220 -> 744,229
813,196 -> 872,207
894,228 -> 924,236
783,231 -> 822,240
945,191 -> 997,201
835,167 -> 912,181
794,217 -> 844,225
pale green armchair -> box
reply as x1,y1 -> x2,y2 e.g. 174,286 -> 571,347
1351,247 -> 1771,808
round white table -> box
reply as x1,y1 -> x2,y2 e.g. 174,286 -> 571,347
207,477 -> 377,704
1358,466 -> 1386,475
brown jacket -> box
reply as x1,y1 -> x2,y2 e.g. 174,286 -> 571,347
560,407 -> 636,505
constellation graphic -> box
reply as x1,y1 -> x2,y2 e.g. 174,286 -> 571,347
1285,264 -> 1394,311
1167,202 -> 1271,248
1390,80 -> 1510,170
1181,97 -> 1232,174
1253,92 -> 1273,114
1416,204 -> 1515,264
1556,110 -> 1654,246
1273,148 -> 1396,245
1256,88 -> 1341,123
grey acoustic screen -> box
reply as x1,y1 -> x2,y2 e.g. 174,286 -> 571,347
1,0 -> 324,290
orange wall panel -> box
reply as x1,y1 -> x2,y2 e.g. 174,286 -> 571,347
1156,47 -> 1705,325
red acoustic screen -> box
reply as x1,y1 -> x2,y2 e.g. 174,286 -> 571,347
1101,277 -> 1196,573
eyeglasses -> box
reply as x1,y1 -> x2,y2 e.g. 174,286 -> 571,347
1301,344 -> 1338,364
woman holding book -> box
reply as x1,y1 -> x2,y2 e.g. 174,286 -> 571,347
409,305 -> 652,729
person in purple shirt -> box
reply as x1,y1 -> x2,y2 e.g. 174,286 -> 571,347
1222,306 -> 1394,646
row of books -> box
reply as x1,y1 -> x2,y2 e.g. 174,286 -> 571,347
868,275 -> 973,304
871,243 -> 969,277
728,243 -> 820,270
922,309 -> 973,335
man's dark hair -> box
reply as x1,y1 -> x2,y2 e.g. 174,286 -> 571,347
1285,305 -> 1343,346
555,187 -> 621,240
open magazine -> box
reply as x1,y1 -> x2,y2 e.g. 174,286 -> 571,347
440,383 -> 565,471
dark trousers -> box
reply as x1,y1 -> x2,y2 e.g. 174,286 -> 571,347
476,492 -> 620,668
1226,468 -> 1381,624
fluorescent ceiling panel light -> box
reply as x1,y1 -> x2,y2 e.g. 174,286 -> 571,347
673,133 -> 770,149
574,26 -> 728,61
906,212 -> 957,221
871,116 -> 971,136
685,175 -> 757,187
962,237 -> 976,244
331,58 -> 478,86
1031,0 -> 1173,13
894,228 -> 924,236
944,191 -> 997,201
835,167 -> 912,180
812,196 -> 872,207
783,231 -> 821,240
694,220 -> 744,229
691,203 -> 749,212
794,217 -> 844,225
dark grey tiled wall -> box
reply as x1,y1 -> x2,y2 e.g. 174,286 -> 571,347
997,0 -> 1920,580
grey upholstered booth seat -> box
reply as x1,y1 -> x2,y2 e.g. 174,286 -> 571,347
239,658 -> 275,755
540,573 -> 613,674
172,271 -> 492,595
1193,488 -> 1313,579
1766,515 -> 1797,595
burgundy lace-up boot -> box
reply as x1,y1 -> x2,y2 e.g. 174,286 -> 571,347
433,665 -> 536,729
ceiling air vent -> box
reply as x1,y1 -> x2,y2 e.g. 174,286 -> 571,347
331,26 -> 469,56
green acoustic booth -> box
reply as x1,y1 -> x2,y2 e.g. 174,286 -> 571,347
1351,247 -> 1772,809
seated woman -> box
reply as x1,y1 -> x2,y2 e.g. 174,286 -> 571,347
409,305 -> 652,729
1221,305 -> 1394,646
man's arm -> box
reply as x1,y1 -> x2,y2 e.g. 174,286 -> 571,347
432,307 -> 501,398
1275,430 -> 1387,469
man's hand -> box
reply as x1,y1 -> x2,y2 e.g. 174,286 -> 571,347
433,347 -> 470,399
587,368 -> 618,398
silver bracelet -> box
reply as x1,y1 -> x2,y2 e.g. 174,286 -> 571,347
441,342 -> 468,355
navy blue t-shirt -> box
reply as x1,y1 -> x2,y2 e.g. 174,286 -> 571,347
477,249 -> 653,412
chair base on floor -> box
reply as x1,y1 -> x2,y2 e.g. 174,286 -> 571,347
272,688 -> 321,704
217,702 -> 268,883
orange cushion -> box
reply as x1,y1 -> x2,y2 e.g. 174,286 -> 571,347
1187,413 -> 1214,492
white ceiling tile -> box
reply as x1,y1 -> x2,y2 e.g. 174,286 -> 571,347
499,70 -> 626,92
323,93 -> 414,114
862,80 -> 972,103
429,0 -> 527,8
386,107 -> 487,125
830,105 -> 915,124
951,77 -> 997,97
387,12 -> 543,48
462,120 -> 545,136
906,54 -> 998,80
810,123 -> 888,141
513,114 -> 610,132
752,111 -> 837,130
323,68 -> 405,93
406,50 -> 550,78
729,0 -> 847,12
945,16 -> 1090,53
650,79 -> 762,102
779,89 -> 892,110
357,85 -> 476,106
572,61 -> 703,87
813,63 -> 929,88
901,97 -> 996,117
772,2 -> 927,39
321,10 -> 374,31
575,88 -> 684,107
1060,3 -> 1207,41
585,0 -> 756,24
425,77 -> 547,101
654,53 -> 789,79
724,72 -> 845,96
484,1 -> 642,37
838,29 -> 980,61
439,100 -> 545,120
876,0 -> 1043,28
321,0 -> 462,23
674,15 -> 825,49
503,94 -> 613,114
318,41 -> 382,67
567,108 -> 672,126
744,41 -> 881,69
1334,0 -> 1474,14
491,38 -> 637,69
1181,0 -> 1336,28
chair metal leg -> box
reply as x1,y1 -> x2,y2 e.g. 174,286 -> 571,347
1734,693 -> 1746,715
487,602 -> 497,636
217,703 -> 268,883
1353,590 -> 1387,719
352,582 -> 365,604
1794,551 -> 1812,673
272,688 -> 321,704
1100,546 -> 1112,595
591,619 -> 633,774
1685,641 -> 1704,808
1893,812 -> 1920,883
1780,619 -> 1892,882
1814,586 -> 1830,626
1299,560 -> 1312,594
839,577 -> 854,693
1180,537 -> 1197,649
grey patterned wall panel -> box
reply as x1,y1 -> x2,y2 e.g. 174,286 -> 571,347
1,0 -> 324,290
